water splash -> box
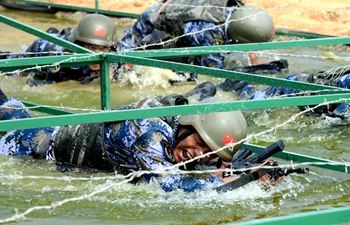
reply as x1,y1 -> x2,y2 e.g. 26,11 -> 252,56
117,65 -> 186,89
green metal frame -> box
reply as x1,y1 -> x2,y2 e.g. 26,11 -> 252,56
0,3 -> 350,224
1,94 -> 349,132
229,206 -> 350,225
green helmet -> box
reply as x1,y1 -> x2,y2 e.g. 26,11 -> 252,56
178,97 -> 247,161
68,14 -> 118,47
228,5 -> 275,44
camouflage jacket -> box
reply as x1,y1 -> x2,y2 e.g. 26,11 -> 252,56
122,0 -> 239,68
237,73 -> 350,118
8,28 -> 118,84
0,95 -> 224,192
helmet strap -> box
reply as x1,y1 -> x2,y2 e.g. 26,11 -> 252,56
175,125 -> 196,146
226,1 -> 244,44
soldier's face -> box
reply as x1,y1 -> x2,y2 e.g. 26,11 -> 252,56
173,128 -> 218,164
83,43 -> 109,71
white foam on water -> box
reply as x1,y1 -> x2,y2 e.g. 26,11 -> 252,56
117,65 -> 187,89
91,175 -> 305,213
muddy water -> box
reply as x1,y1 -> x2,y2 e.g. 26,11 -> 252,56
0,8 -> 350,225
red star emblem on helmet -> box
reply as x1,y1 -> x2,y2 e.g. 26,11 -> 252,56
94,28 -> 106,37
222,133 -> 236,145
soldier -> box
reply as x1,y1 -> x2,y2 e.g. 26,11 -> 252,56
0,85 -> 250,192
7,14 -> 120,86
121,0 -> 275,70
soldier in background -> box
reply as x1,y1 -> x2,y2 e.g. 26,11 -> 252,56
5,14 -> 121,86
122,0 -> 275,71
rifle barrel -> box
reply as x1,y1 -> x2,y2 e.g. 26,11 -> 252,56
231,148 -> 253,164
244,139 -> 285,165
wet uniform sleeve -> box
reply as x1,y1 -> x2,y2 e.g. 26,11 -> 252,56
183,21 -> 226,69
7,31 -> 91,83
14,36 -> 94,83
122,1 -> 161,48
247,74 -> 310,100
15,37 -> 66,58
0,98 -> 31,120
183,5 -> 235,69
0,98 -> 54,157
132,119 -> 224,192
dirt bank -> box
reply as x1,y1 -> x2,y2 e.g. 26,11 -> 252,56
249,0 -> 350,36
45,0 -> 350,36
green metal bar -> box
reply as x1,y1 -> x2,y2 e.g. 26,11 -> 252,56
235,93 -> 350,109
1,51 -> 347,95
243,143 -> 350,174
0,54 -> 102,72
0,53 -> 307,92
228,206 -> 350,225
1,0 -> 139,18
0,14 -> 90,54
22,101 -> 74,115
275,29 -> 335,39
1,93 -> 349,132
105,54 -> 345,91
99,57 -> 111,110
95,0 -> 99,13
2,54 -> 347,103
124,36 -> 350,59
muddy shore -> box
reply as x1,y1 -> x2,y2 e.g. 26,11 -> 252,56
46,0 -> 350,36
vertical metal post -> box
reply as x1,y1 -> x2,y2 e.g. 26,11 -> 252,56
95,0 -> 99,13
100,56 -> 111,110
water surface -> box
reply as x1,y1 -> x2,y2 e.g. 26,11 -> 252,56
0,7 -> 349,225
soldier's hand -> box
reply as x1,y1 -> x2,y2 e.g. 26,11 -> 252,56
258,159 -> 284,185
213,161 -> 232,179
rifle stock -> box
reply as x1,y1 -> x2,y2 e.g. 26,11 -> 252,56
233,139 -> 284,170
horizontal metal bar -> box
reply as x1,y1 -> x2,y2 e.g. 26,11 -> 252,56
1,52 -> 346,93
227,206 -> 350,225
0,54 -> 102,72
1,93 -> 349,132
105,54 -> 345,91
243,143 -> 350,174
124,36 -> 350,58
0,53 -> 346,94
275,29 -> 335,39
22,101 -> 74,115
0,14 -> 90,53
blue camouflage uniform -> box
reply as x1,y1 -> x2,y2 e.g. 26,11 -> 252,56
0,96 -> 224,192
0,98 -> 56,158
236,73 -> 350,116
121,0 -> 237,69
7,28 -> 119,85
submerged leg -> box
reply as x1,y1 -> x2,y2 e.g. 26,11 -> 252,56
181,81 -> 217,101
229,59 -> 289,74
216,79 -> 248,92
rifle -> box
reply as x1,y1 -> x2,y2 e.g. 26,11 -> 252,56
233,139 -> 285,170
215,139 -> 309,192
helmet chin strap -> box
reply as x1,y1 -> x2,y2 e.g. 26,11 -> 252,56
173,125 -> 199,171
225,5 -> 236,44
175,125 -> 196,146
